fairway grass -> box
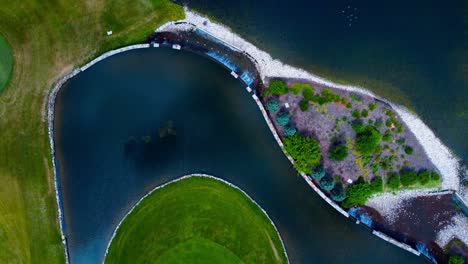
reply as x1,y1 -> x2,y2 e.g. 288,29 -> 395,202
0,1 -> 184,263
105,176 -> 288,264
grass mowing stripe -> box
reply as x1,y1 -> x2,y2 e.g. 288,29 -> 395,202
0,34 -> 13,92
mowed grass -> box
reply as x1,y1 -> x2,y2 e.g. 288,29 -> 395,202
105,177 -> 287,264
0,35 -> 13,92
0,1 -> 184,263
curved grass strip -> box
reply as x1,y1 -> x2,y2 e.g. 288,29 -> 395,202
0,34 -> 13,92
105,175 -> 288,264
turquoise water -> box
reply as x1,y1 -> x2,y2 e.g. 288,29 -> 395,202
55,48 -> 424,263
183,0 -> 468,164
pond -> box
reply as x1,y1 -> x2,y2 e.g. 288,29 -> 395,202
54,48 -> 424,263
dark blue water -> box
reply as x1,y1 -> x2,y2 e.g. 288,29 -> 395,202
55,48 -> 424,263
183,0 -> 468,163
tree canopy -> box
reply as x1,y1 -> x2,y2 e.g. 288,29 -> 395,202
283,134 -> 321,174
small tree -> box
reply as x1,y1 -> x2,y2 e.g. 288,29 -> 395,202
269,80 -> 288,95
320,176 -> 335,191
283,134 -> 321,174
417,170 -> 431,185
386,173 -> 400,190
311,166 -> 325,180
329,145 -> 348,161
356,126 -> 382,155
276,112 -> 289,126
283,125 -> 297,137
352,110 -> 360,119
331,185 -> 346,202
370,177 -> 383,193
431,172 -> 441,183
369,103 -> 377,111
400,169 -> 417,186
266,99 -> 279,113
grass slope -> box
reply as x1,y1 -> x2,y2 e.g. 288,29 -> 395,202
0,1 -> 184,263
0,35 -> 13,92
105,177 -> 287,264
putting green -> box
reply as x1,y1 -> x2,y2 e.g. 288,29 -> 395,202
0,34 -> 13,92
105,176 -> 287,264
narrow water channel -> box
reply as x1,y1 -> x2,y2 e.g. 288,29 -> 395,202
54,48 -> 424,263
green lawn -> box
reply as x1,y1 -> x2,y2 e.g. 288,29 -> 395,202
105,177 -> 287,264
0,34 -> 13,92
0,1 -> 184,263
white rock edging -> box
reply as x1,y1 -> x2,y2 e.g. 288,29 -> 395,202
162,8 -> 461,193
102,174 -> 290,264
373,230 -> 421,256
47,44 -> 151,264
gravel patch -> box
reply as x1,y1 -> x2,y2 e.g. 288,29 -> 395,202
436,214 -> 468,247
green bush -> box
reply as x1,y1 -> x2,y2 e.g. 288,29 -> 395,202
302,86 -> 314,101
396,138 -> 405,145
266,99 -> 279,113
352,110 -> 360,119
370,177 -> 383,193
311,166 -> 325,180
329,145 -> 348,161
262,88 -> 271,97
320,176 -> 335,191
383,131 -> 393,142
404,145 -> 414,155
431,172 -> 441,183
276,112 -> 289,126
375,120 -> 383,128
269,80 -> 288,95
356,126 -> 382,155
346,102 -> 353,109
361,109 -> 369,118
418,170 -> 431,185
283,125 -> 297,137
400,169 -> 417,186
342,178 -> 378,208
299,99 -> 309,111
386,173 -> 400,190
352,121 -> 366,133
448,255 -> 464,264
283,134 -> 321,174
331,185 -> 346,202
369,103 -> 377,111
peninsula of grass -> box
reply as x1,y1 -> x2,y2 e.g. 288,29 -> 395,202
0,1 -> 184,262
0,34 -> 13,92
105,176 -> 287,264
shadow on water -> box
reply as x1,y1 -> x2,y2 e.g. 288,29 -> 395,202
55,48 -> 425,264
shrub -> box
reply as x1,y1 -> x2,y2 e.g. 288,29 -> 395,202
404,145 -> 414,155
262,88 -> 271,97
299,99 -> 309,111
356,126 -> 382,155
369,103 -> 377,111
386,173 -> 400,190
385,119 -> 393,127
276,112 -> 289,126
352,121 -> 366,133
269,80 -> 288,95
331,185 -> 346,202
283,134 -> 321,174
320,176 -> 335,191
361,109 -> 369,118
346,102 -> 352,109
431,172 -> 441,183
266,99 -> 279,113
352,110 -> 360,119
342,178 -> 377,208
375,120 -> 383,128
396,138 -> 405,145
383,131 -> 392,142
448,255 -> 464,264
311,166 -> 325,180
289,83 -> 313,95
400,169 -> 417,186
329,145 -> 348,161
283,125 -> 297,137
418,170 -> 431,185
302,86 -> 314,101
370,177 -> 383,193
